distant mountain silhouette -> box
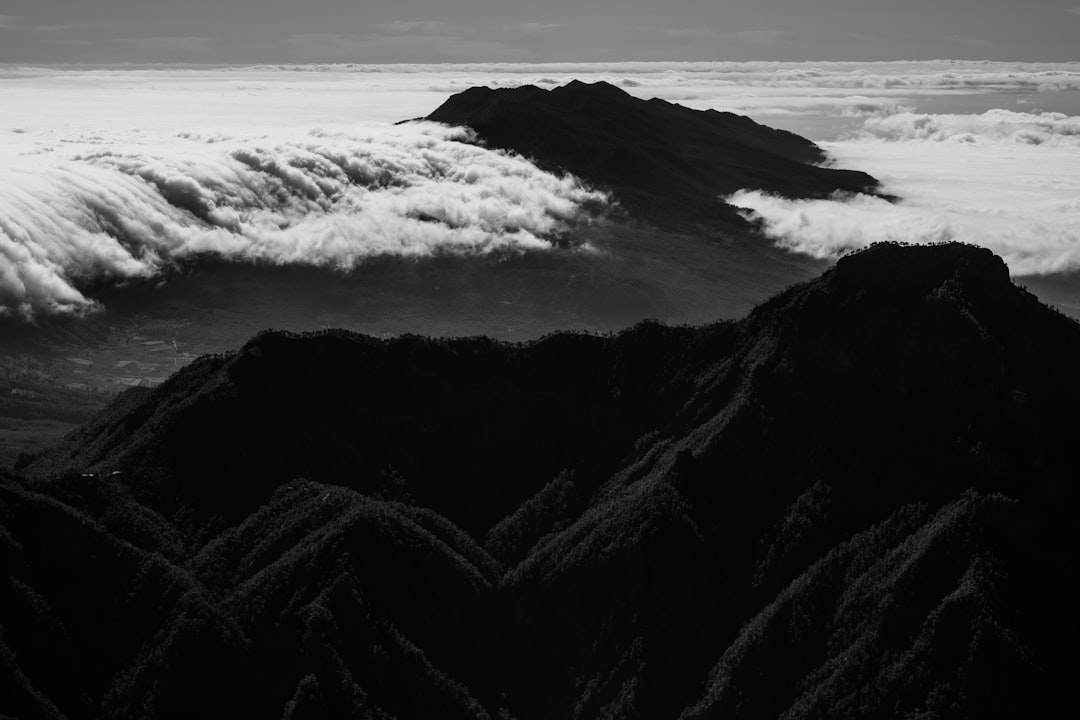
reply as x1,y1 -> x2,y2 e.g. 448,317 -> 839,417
5,242 -> 1077,719
425,80 -> 881,230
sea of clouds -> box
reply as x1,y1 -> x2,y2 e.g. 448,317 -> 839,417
3,60 -> 1079,316
0,122 -> 606,317
729,108 -> 1080,275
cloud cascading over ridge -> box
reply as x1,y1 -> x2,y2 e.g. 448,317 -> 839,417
0,122 -> 608,318
729,108 -> 1080,275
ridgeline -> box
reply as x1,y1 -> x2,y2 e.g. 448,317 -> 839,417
426,80 -> 880,231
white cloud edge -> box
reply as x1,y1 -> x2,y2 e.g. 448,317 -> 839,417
0,122 -> 610,318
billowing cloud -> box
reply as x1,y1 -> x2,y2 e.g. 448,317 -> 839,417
858,108 -> 1080,145
729,108 -> 1080,276
730,191 -> 955,257
841,101 -> 917,119
0,123 -> 608,317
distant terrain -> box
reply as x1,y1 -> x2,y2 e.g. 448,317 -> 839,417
4,242 -> 1076,719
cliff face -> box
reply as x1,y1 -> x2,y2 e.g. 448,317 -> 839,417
6,242 -> 1078,720
426,80 -> 881,230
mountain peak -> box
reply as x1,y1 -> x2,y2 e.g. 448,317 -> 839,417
426,81 -> 880,231
832,241 -> 1011,293
746,242 -> 1036,343
550,78 -> 630,98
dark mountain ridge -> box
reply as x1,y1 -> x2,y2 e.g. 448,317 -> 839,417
425,80 -> 881,230
5,242 -> 1078,719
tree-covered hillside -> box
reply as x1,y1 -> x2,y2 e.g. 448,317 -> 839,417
5,243 -> 1077,719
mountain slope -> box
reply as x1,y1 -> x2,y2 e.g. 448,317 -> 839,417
29,322 -> 730,533
9,242 -> 1080,719
425,80 -> 880,230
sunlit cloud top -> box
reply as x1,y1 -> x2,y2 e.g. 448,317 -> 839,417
0,121 -> 608,318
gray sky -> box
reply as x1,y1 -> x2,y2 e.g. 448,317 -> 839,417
1,1 -> 1078,63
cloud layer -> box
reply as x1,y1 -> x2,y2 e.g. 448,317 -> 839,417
5,61 -> 1079,129
3,63 -> 1079,314
0,123 -> 607,317
730,108 -> 1080,275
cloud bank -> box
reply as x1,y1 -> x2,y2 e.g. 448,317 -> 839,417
730,108 -> 1080,276
0,123 -> 607,317
858,108 -> 1080,145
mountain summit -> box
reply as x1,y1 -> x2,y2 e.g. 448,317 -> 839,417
426,80 -> 880,230
7,242 -> 1078,719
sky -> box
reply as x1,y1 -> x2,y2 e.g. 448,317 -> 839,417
1,1 -> 1079,64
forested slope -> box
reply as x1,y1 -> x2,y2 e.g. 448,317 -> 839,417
6,242 -> 1077,719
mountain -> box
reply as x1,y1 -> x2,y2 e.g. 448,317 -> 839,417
5,242 -> 1078,719
425,80 -> 881,230
2,80 -> 875,466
